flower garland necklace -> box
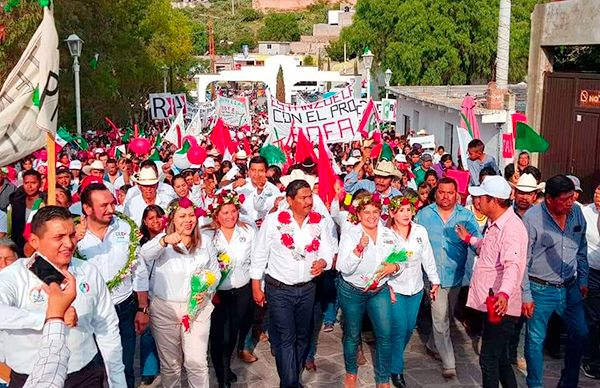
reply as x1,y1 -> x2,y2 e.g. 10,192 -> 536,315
277,210 -> 322,255
74,212 -> 140,292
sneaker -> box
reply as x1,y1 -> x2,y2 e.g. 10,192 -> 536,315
442,368 -> 457,378
581,363 -> 600,380
322,324 -> 334,333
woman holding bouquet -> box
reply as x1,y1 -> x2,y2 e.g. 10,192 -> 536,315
387,196 -> 440,388
337,193 -> 404,388
140,197 -> 220,388
202,190 -> 256,388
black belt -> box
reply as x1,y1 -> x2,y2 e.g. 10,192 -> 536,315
529,276 -> 576,289
265,274 -> 315,288
115,292 -> 136,313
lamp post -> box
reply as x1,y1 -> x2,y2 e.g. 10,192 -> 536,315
161,65 -> 169,93
362,48 -> 374,100
384,68 -> 392,99
65,34 -> 83,136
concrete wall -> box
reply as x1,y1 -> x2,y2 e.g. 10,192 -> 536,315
313,24 -> 341,38
394,98 -> 502,166
258,43 -> 291,55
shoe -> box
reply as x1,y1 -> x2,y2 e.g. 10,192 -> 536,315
426,347 -> 442,361
357,349 -> 367,366
238,350 -> 258,363
140,375 -> 157,385
322,323 -> 334,332
391,373 -> 406,388
582,363 -> 600,379
228,370 -> 238,383
344,373 -> 358,388
442,368 -> 457,378
305,360 -> 317,371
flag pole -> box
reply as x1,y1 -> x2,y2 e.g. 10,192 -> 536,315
46,133 -> 56,205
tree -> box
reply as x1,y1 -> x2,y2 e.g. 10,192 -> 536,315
303,55 -> 315,66
259,13 -> 301,42
276,65 -> 285,102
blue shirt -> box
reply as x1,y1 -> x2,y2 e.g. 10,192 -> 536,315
521,202 -> 588,302
466,154 -> 500,186
414,204 -> 482,287
343,171 -> 401,197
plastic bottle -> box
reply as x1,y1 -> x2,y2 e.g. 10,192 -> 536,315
485,288 -> 502,324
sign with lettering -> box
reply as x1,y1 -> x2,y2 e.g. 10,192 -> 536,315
217,96 -> 251,127
267,85 -> 359,144
502,133 -> 514,159
150,93 -> 187,120
579,89 -> 600,108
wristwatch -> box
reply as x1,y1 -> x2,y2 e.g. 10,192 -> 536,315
137,306 -> 149,314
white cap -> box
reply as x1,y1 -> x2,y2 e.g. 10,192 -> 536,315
342,157 -> 360,166
94,148 -> 104,154
203,157 -> 215,169
394,154 -> 407,163
69,160 -> 82,170
468,176 -> 512,199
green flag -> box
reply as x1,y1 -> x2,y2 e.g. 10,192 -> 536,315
379,143 -> 394,162
154,133 -> 162,148
73,135 -> 88,150
515,122 -> 549,153
149,149 -> 161,161
122,127 -> 132,143
90,53 -> 99,70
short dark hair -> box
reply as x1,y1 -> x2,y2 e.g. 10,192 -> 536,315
440,154 -> 453,164
467,139 -> 484,152
437,177 -> 458,190
523,166 -> 542,182
140,160 -> 158,172
23,169 -> 42,181
55,185 -> 72,204
249,156 -> 268,169
106,158 -> 117,164
286,179 -> 311,198
545,175 -> 575,198
479,166 -> 498,183
425,170 -> 438,181
81,182 -> 110,208
437,146 -> 445,152
31,206 -> 73,236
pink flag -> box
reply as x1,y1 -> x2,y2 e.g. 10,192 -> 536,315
294,128 -> 318,164
318,131 -> 340,206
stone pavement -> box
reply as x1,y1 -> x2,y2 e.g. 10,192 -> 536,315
139,319 -> 598,387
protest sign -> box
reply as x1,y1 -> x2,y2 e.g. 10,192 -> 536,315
217,96 -> 250,127
502,133 -> 514,159
149,93 -> 174,120
381,99 -> 397,122
267,85 -> 360,144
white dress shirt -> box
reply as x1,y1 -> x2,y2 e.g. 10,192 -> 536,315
78,217 -> 149,304
250,210 -> 337,285
387,223 -> 440,295
140,233 -> 220,302
338,222 -> 401,288
203,224 -> 256,290
0,257 -> 126,387
230,181 -> 280,222
124,191 -> 175,225
582,203 -> 600,270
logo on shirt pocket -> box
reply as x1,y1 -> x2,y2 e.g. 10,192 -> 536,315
79,282 -> 91,294
29,287 -> 46,304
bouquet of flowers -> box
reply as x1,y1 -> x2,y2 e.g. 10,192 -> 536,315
182,269 -> 218,332
361,249 -> 410,291
217,251 -> 232,287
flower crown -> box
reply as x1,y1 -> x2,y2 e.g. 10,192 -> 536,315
347,193 -> 390,224
388,195 -> 418,211
163,197 -> 207,229
206,189 -> 245,218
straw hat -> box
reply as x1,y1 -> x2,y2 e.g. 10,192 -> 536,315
514,173 -> 543,193
82,160 -> 105,175
372,160 -> 401,178
131,167 -> 159,186
280,169 -> 317,189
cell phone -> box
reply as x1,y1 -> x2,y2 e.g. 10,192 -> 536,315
28,255 -> 66,285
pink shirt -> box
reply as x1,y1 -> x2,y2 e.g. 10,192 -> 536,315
466,207 -> 528,317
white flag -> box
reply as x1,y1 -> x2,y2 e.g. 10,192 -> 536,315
456,127 -> 473,171
0,7 -> 59,166
164,109 -> 185,147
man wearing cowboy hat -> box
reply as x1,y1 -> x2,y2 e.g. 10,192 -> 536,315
344,159 -> 402,198
82,161 -> 116,196
512,173 -> 542,218
123,167 -> 174,225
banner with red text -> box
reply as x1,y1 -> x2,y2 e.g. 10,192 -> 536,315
266,85 -> 359,145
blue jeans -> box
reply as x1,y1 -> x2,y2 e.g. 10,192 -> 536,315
525,280 -> 588,388
140,326 -> 160,377
266,279 -> 316,388
391,290 -> 423,374
337,277 -> 392,384
115,295 -> 137,388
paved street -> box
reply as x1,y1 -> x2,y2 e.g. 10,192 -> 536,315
139,318 -> 598,387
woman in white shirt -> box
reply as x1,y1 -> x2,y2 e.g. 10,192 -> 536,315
387,196 -> 440,388
202,190 -> 255,388
140,197 -> 220,388
172,174 -> 203,206
337,193 -> 403,388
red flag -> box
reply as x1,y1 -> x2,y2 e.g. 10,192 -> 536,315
511,113 -> 527,139
105,117 -> 119,133
358,99 -> 381,139
318,131 -> 340,206
243,136 -> 252,156
294,129 -> 318,164
209,119 -> 237,155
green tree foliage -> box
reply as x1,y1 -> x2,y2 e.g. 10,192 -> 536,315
303,55 -> 315,66
239,7 -> 263,22
259,13 -> 301,42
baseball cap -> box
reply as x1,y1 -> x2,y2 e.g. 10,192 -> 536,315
468,176 -> 512,199
56,166 -> 71,176
351,149 -> 362,158
69,160 -> 82,170
203,157 -> 215,169
566,175 -> 582,193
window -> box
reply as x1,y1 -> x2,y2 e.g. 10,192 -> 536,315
444,122 -> 454,155
403,115 -> 411,136
413,110 -> 420,132
266,44 -> 272,49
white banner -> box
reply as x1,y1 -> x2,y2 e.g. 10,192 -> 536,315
217,96 -> 250,127
381,98 -> 397,122
187,101 -> 217,137
0,7 -> 59,166
267,85 -> 359,144
149,93 -> 173,120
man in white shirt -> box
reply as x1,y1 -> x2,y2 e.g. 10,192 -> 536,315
0,206 -> 126,387
77,183 -> 149,388
124,167 -> 175,225
582,183 -> 600,379
250,179 -> 337,387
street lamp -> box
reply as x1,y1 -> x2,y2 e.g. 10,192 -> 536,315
65,34 -> 83,136
161,65 -> 169,93
384,68 -> 392,99
362,47 -> 374,100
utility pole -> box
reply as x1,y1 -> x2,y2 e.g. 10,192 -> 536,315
208,19 -> 216,100
496,0 -> 511,89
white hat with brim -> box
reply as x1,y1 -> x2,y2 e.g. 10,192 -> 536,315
469,175 -> 512,199
131,167 -> 159,186
236,150 -> 248,160
280,169 -> 317,189
342,157 -> 360,166
514,173 -> 543,193
69,160 -> 82,170
373,160 -> 401,178
82,160 -> 105,175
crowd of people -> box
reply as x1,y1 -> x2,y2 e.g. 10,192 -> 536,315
0,122 -> 598,388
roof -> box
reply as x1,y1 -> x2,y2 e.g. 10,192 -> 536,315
387,83 -> 528,114
257,41 -> 292,45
